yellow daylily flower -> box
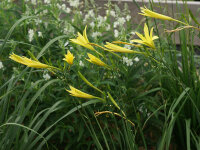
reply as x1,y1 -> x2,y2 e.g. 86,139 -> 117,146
131,23 -> 158,49
104,42 -> 143,54
63,50 -> 74,65
70,26 -> 95,51
9,53 -> 53,68
139,6 -> 187,25
112,41 -> 142,48
66,85 -> 97,99
139,6 -> 174,21
86,53 -> 109,68
89,43 -> 122,59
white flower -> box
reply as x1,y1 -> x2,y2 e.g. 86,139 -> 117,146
43,73 -> 51,80
57,4 -> 61,9
66,7 -> 71,13
69,0 -> 80,7
38,31 -> 42,37
91,32 -> 102,39
126,59 -> 133,66
110,75 -> 116,79
122,57 -> 133,66
118,17 -> 126,25
90,22 -> 95,28
138,104 -> 145,113
61,4 -> 66,10
31,0 -> 36,5
63,23 -> 75,34
28,29 -> 34,42
97,15 -> 103,20
134,57 -> 139,62
35,19 -> 42,25
106,24 -> 111,31
64,41 -> 69,47
114,21 -> 119,28
110,10 -> 116,17
131,31 -> 136,35
88,10 -> 95,17
44,0 -> 50,4
97,15 -> 106,27
0,61 -> 4,69
43,10 -> 48,14
122,56 -> 128,64
79,60 -> 84,67
83,14 -> 90,22
126,15 -> 131,21
114,29 -> 119,38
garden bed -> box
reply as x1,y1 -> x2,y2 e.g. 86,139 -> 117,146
1,0 -> 200,149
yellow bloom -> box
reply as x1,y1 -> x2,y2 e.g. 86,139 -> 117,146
139,6 -> 175,21
70,26 -> 95,51
9,53 -> 52,68
66,85 -> 97,99
89,43 -> 122,59
112,41 -> 142,48
63,50 -> 74,65
131,23 -> 158,49
139,6 -> 187,25
86,53 -> 109,68
104,42 -> 143,54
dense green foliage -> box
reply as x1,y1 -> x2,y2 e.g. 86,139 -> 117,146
1,0 -> 200,149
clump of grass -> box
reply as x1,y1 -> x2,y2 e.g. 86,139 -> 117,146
1,0 -> 200,149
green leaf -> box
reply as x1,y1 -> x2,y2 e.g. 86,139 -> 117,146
107,92 -> 125,116
189,9 -> 200,26
186,119 -> 191,150
78,71 -> 103,94
0,16 -> 37,55
29,99 -> 102,149
28,50 -> 38,61
36,35 -> 68,59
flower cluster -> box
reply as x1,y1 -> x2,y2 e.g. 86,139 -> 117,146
122,57 -> 133,66
10,5 -> 163,103
28,29 -> 34,42
43,73 -> 51,80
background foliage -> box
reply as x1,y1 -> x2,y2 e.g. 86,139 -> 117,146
1,0 -> 200,149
